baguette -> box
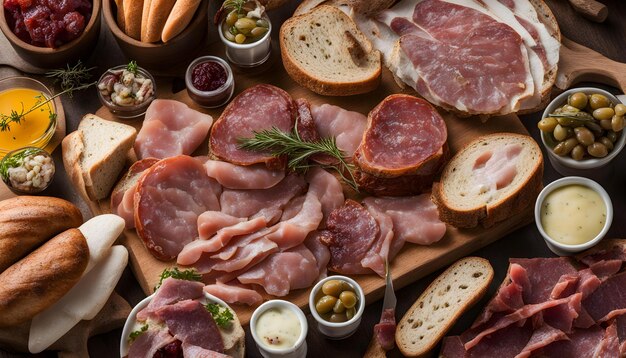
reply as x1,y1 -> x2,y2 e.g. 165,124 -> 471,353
280,5 -> 381,96
0,229 -> 89,327
395,257 -> 494,357
144,0 -> 177,43
161,0 -> 201,42
140,0 -> 154,42
123,0 -> 144,40
115,0 -> 126,33
432,133 -> 543,228
0,196 -> 83,272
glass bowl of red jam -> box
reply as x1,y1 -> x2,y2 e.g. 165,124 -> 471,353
185,56 -> 234,108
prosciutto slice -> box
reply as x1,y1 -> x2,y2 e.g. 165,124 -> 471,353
134,99 -> 213,160
204,160 -> 285,190
134,156 -> 222,260
127,327 -> 177,358
136,278 -> 204,322
181,343 -> 230,358
209,84 -> 296,169
583,271 -> 626,322
110,158 -> 159,229
310,103 -> 368,157
203,281 -> 263,306
514,324 -> 567,358
196,211 -> 246,240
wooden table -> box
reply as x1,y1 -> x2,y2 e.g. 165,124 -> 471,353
2,0 -> 626,357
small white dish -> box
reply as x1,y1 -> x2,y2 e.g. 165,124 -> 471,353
541,87 -> 626,177
534,176 -> 613,255
218,15 -> 272,67
120,291 -> 233,357
250,300 -> 308,358
308,275 -> 365,339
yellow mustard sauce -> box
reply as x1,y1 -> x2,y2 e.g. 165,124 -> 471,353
255,307 -> 301,349
540,184 -> 606,245
0,88 -> 54,154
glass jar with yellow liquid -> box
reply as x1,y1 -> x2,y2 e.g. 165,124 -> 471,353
0,77 -> 57,159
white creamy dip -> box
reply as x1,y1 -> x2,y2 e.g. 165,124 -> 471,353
255,307 -> 302,350
540,184 -> 606,245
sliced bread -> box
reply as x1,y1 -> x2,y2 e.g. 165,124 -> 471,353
62,114 -> 137,202
395,257 -> 494,357
280,5 -> 381,96
432,133 -> 543,228
294,0 -> 395,16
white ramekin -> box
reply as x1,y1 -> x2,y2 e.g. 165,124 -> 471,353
250,300 -> 308,358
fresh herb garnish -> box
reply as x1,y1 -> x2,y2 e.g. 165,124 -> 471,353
223,0 -> 247,14
154,267 -> 202,291
0,147 -> 40,180
205,302 -> 234,327
128,324 -> 149,342
126,60 -> 139,75
238,125 -> 359,192
0,61 -> 96,132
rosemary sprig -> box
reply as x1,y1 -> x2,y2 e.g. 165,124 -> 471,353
0,62 -> 96,132
238,126 -> 359,192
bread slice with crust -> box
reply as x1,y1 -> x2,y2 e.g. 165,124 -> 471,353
280,5 -> 381,96
432,133 -> 543,228
294,0 -> 394,16
395,257 -> 494,357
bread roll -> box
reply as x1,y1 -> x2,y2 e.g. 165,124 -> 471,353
161,0 -> 201,42
115,0 -> 126,33
140,0 -> 154,42
0,196 -> 83,272
0,229 -> 89,327
144,0 -> 177,43
124,0 -> 144,40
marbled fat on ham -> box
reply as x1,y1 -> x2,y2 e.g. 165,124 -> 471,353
209,84 -> 296,169
134,99 -> 213,160
204,160 -> 285,190
134,156 -> 222,260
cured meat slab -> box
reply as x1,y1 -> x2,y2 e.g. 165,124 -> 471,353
84,36 -> 626,325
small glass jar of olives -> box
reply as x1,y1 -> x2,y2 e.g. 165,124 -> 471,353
217,0 -> 272,67
539,87 -> 626,172
308,275 -> 365,339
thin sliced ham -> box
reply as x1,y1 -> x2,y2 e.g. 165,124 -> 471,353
510,258 -> 577,304
127,327 -> 177,358
197,211 -> 246,240
204,160 -> 285,190
514,324 -> 567,358
374,308 -> 396,351
361,207 -> 395,277
110,158 -> 159,229
134,99 -> 213,160
583,271 -> 626,323
304,231 -> 330,280
264,191 -> 323,250
193,237 -> 278,275
204,281 -> 263,306
136,278 -> 204,322
540,325 -> 606,357
310,103 -> 367,157
305,168 -> 345,224
182,343 -> 230,358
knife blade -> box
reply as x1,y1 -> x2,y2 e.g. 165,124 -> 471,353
382,259 -> 396,311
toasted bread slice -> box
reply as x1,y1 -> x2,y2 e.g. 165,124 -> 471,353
432,133 -> 543,229
161,0 -> 201,42
280,5 -> 381,96
396,257 -> 494,357
294,0 -> 394,16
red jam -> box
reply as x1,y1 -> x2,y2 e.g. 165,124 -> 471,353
4,0 -> 92,48
153,340 -> 183,358
191,61 -> 227,92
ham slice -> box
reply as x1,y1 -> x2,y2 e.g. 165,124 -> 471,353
238,244 -> 319,296
510,258 -> 577,304
127,327 -> 177,358
578,243 -> 626,267
204,160 -> 285,190
197,211 -> 246,240
514,324 -> 567,358
263,191 -> 323,250
596,322 -> 621,357
353,94 -> 448,196
304,231 -> 330,279
374,308 -> 396,351
110,158 -> 159,229
583,271 -> 626,323
540,326 -> 606,357
203,281 -> 263,306
472,144 -> 523,196
362,194 -> 446,245
310,103 -> 367,157
182,343 -> 230,358
134,156 -> 222,260
193,235 -> 278,275
134,99 -> 213,160
305,168 -> 344,225
361,206 -> 396,277
136,278 -> 204,322
209,84 -> 296,169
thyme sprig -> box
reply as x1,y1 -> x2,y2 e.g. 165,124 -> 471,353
46,60 -> 96,95
238,126 -> 359,192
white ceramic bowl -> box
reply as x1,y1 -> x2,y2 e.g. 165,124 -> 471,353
120,291 -> 234,357
250,300 -> 308,358
541,87 -> 626,176
218,15 -> 272,67
308,275 -> 365,339
534,176 -> 613,255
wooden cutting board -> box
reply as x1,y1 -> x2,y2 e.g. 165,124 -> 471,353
74,35 -> 626,325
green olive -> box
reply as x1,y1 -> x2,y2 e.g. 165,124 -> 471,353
226,10 -> 239,26
587,142 -> 608,158
553,137 -> 579,156
574,127 -> 594,146
599,137 -> 614,151
250,26 -> 268,38
538,117 -> 558,132
345,307 -> 356,320
224,29 -> 236,41
235,33 -> 246,44
235,17 -> 257,34
584,121 -> 603,137
615,104 -> 626,117
568,92 -> 588,109
553,124 -> 573,141
329,313 -> 348,323
611,115 -> 625,132
256,19 -> 269,28
600,119 -> 613,130
339,291 -> 357,309
322,280 -> 343,296
592,107 -> 615,121
589,94 -> 611,110
607,131 -> 619,143
316,295 -> 338,315
571,145 -> 586,161
333,299 -> 346,313
561,104 -> 581,113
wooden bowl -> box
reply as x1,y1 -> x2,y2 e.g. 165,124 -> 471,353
103,0 -> 208,70
0,0 -> 102,68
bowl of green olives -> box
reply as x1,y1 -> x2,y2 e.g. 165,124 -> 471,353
309,275 -> 365,339
539,87 -> 626,174
218,0 -> 272,67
